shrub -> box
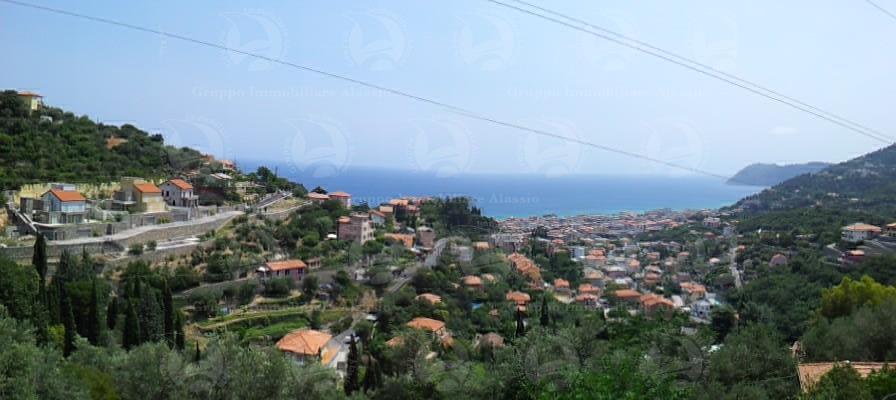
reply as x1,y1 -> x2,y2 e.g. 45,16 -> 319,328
265,277 -> 294,298
128,243 -> 143,255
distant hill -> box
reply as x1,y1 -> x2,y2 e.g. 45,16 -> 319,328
731,144 -> 896,218
727,162 -> 831,186
0,90 -> 204,189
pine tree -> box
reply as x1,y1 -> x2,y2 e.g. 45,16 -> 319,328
344,334 -> 360,395
515,309 -> 526,338
61,293 -> 76,357
162,279 -> 174,346
106,296 -> 118,330
123,301 -> 140,350
86,279 -> 101,345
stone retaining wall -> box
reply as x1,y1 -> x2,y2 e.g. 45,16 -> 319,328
0,212 -> 239,262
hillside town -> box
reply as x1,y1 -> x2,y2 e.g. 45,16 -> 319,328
4,0 -> 896,394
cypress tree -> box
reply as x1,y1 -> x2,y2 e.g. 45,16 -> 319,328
56,250 -> 72,282
162,279 -> 174,346
539,296 -> 551,328
32,234 -> 48,303
174,310 -> 185,350
29,235 -> 50,344
138,287 -> 162,343
106,296 -> 118,330
80,248 -> 93,274
515,309 -> 526,338
123,301 -> 140,350
86,279 -> 101,345
61,293 -> 76,357
362,355 -> 383,392
47,279 -> 62,325
344,334 -> 360,395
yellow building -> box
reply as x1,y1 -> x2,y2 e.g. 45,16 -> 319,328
16,91 -> 43,111
112,177 -> 167,213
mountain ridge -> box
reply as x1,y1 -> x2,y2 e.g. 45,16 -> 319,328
731,144 -> 896,218
727,162 -> 831,186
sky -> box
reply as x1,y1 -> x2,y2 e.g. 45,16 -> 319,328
2,0 -> 895,178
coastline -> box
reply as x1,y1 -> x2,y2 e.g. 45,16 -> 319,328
241,161 -> 763,220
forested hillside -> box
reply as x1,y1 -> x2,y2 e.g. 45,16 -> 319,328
726,162 -> 830,187
0,90 -> 203,189
732,144 -> 896,218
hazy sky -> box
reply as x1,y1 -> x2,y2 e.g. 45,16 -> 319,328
2,0 -> 894,178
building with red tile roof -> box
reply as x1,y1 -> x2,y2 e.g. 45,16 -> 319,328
416,293 -> 442,305
160,179 -> 198,208
276,329 -> 333,362
257,259 -> 307,283
407,317 -> 447,337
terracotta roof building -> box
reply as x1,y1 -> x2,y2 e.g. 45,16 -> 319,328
462,275 -> 484,288
276,329 -> 333,362
613,289 -> 642,302
257,259 -> 307,283
407,317 -> 448,337
506,291 -> 532,305
416,293 -> 442,305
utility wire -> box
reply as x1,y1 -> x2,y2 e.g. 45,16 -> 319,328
486,0 -> 894,144
507,0 -> 892,143
0,0 -> 733,181
866,0 -> 896,21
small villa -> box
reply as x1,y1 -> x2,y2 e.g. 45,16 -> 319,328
256,259 -> 307,283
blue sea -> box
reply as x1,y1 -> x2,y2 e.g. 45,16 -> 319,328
241,161 -> 761,220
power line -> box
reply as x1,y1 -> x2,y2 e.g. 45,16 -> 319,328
0,0 -> 732,181
486,0 -> 894,144
507,0 -> 893,143
866,0 -> 896,21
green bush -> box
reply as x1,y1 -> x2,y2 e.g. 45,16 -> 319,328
265,277 -> 293,297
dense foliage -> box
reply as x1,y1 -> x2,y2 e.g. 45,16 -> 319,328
732,143 -> 896,218
0,90 -> 202,189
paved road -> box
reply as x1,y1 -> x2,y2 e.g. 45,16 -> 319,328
424,237 -> 456,267
729,241 -> 743,289
255,191 -> 292,210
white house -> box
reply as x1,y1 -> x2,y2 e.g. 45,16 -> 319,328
842,223 -> 882,243
160,178 -> 199,208
691,298 -> 718,321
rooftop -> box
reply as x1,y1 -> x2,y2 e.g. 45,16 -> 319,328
166,178 -> 193,190
45,188 -> 86,202
276,329 -> 332,356
407,317 -> 446,332
265,259 -> 307,271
